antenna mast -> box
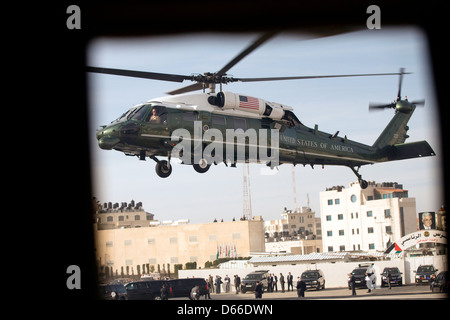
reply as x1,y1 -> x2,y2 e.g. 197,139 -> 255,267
292,165 -> 298,212
243,163 -> 253,220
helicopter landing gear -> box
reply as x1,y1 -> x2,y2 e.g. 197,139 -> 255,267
349,166 -> 368,189
151,155 -> 172,178
193,158 -> 211,174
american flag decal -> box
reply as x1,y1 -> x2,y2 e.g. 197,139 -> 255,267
239,95 -> 259,110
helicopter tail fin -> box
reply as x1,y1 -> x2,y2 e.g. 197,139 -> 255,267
372,105 -> 435,161
372,105 -> 415,149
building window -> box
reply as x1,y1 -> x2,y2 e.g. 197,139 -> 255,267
169,237 -> 177,244
107,216 -> 113,222
170,257 -> 179,263
124,240 -> 132,246
335,199 -> 340,205
148,238 -> 155,245
350,195 -> 357,203
384,209 -> 391,218
338,214 -> 344,220
209,234 -> 217,241
385,226 -> 392,234
339,245 -> 345,251
118,216 -> 124,221
106,241 -> 113,247
326,215 -> 332,221
327,246 -> 334,252
232,233 -> 241,240
367,211 -> 373,217
328,199 -> 333,205
327,231 -> 333,237
134,215 -> 140,221
125,259 -> 133,266
189,236 -> 198,243
368,227 -> 374,233
339,230 -> 345,236
369,243 -> 375,250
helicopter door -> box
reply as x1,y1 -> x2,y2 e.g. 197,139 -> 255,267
140,105 -> 170,147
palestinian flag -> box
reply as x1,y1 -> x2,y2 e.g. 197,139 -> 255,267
394,243 -> 402,253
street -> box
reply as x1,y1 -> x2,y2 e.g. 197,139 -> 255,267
173,284 -> 447,300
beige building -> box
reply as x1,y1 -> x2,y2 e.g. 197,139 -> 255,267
264,206 -> 322,240
94,218 -> 265,276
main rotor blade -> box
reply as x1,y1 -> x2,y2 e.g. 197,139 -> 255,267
166,83 -> 204,95
369,102 -> 395,111
235,72 -> 410,82
215,31 -> 278,77
410,99 -> 425,106
86,66 -> 190,83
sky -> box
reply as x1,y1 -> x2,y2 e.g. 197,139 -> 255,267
87,27 -> 443,224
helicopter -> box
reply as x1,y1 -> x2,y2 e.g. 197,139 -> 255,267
88,33 -> 435,188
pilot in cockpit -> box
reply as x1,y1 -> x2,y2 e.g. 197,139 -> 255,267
149,108 -> 160,123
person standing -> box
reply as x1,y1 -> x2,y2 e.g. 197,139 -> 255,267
234,275 -> 241,294
255,281 -> 263,299
387,270 -> 392,290
348,273 -> 357,296
208,275 -> 214,293
268,274 -> 273,292
280,273 -> 285,293
225,275 -> 230,293
273,274 -> 278,292
215,275 -> 223,294
296,277 -> 306,298
287,272 -> 293,291
160,283 -> 169,300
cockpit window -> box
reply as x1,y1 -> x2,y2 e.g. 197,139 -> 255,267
128,105 -> 149,121
145,105 -> 167,125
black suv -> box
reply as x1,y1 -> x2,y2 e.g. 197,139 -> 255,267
348,265 -> 370,289
301,270 -> 325,290
241,270 -> 269,293
415,265 -> 438,285
98,283 -> 128,300
125,280 -> 169,300
380,267 -> 403,287
430,271 -> 448,293
169,278 -> 209,299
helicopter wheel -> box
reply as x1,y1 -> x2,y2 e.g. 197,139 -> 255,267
193,158 -> 210,174
155,160 -> 172,178
359,179 -> 368,189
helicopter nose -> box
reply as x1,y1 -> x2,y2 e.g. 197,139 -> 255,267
96,126 -> 120,150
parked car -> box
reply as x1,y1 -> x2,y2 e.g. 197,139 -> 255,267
98,283 -> 128,300
301,269 -> 325,290
241,270 -> 269,293
380,267 -> 403,287
347,265 -> 368,290
430,271 -> 448,293
169,278 -> 209,299
414,265 -> 438,285
125,280 -> 169,300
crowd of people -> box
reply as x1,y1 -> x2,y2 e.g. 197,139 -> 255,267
205,273 -> 308,299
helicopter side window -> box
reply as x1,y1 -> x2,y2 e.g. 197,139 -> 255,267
145,106 -> 168,125
233,118 -> 247,131
182,111 -> 197,122
212,115 -> 226,126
